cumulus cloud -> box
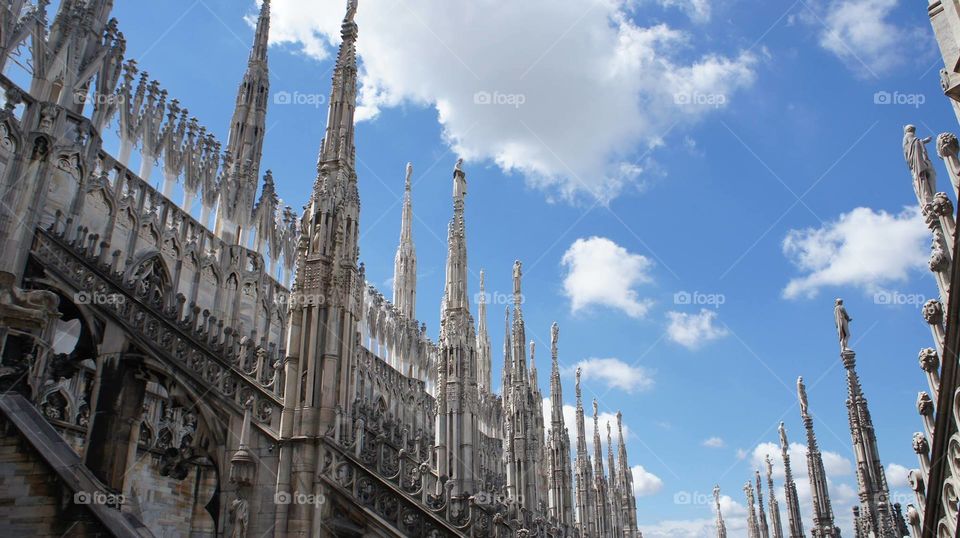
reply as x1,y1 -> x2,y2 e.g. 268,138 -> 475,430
260,0 -> 757,201
633,465 -> 665,497
886,462 -> 911,489
782,207 -> 927,299
654,0 -> 712,23
815,0 -> 921,75
666,309 -> 729,349
702,436 -> 725,448
562,237 -> 655,318
567,357 -> 654,394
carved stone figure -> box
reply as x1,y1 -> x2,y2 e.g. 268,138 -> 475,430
834,298 -> 852,351
797,376 -> 808,417
904,125 -> 937,203
0,271 -> 59,327
229,496 -> 249,538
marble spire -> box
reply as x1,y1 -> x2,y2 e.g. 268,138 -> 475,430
393,162 -> 417,320
746,481 -> 760,538
756,470 -> 771,538
617,411 -> 639,536
715,485 -> 728,538
434,158 -> 480,496
779,422 -> 805,538
547,322 -> 574,526
475,270 -> 492,392
798,376 -> 841,538
766,454 -> 785,538
592,399 -> 610,535
574,368 -> 596,536
215,0 -> 270,244
833,300 -> 903,537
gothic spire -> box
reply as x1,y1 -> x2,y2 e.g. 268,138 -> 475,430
766,454 -> 785,538
745,481 -> 760,538
317,0 -> 359,171
592,399 -> 610,535
756,470 -> 771,538
547,322 -> 574,527
574,368 -> 596,535
217,0 -> 271,244
476,270 -> 492,392
617,411 -> 638,536
779,422 -> 805,538
798,376 -> 841,538
501,306 -> 512,398
251,0 -> 270,64
834,300 -> 901,537
511,260 -> 527,379
441,159 -> 470,321
393,162 -> 417,320
715,485 -> 728,538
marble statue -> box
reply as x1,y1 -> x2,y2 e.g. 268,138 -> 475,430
904,124 -> 937,203
834,298 -> 852,351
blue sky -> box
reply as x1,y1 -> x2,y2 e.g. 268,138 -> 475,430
70,0 -> 949,535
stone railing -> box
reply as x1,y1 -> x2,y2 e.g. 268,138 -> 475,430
32,228 -> 284,435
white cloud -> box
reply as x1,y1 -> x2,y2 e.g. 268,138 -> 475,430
632,465 -> 664,496
262,0 -> 757,202
654,0 -> 712,23
886,462 -> 911,489
817,0 -> 918,75
702,436 -> 725,448
782,207 -> 927,299
562,237 -> 655,318
752,441 -> 852,480
666,309 -> 729,349
568,357 -> 654,394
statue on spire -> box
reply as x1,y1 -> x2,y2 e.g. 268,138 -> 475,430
834,298 -> 852,351
405,161 -> 413,188
903,124 -> 936,203
513,260 -> 522,298
344,0 -> 358,23
797,376 -> 808,417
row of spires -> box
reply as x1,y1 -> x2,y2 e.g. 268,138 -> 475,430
715,300 -> 909,538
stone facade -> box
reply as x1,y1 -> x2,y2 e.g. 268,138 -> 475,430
0,1 -> 641,537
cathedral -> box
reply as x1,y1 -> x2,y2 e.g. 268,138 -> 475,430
0,0 -> 642,536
